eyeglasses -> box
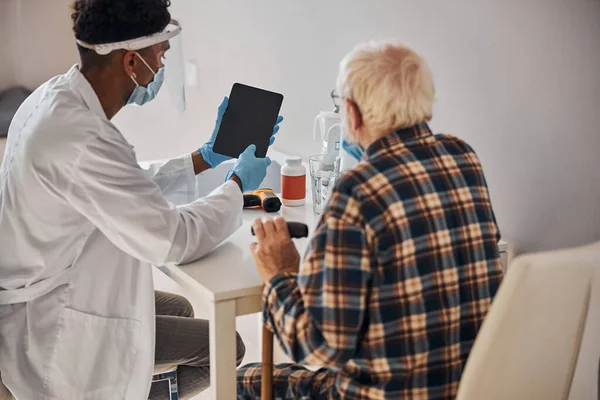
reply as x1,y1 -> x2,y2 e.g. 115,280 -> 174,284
330,89 -> 343,111
331,89 -> 360,114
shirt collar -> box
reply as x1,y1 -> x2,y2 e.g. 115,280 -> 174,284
66,65 -> 107,121
365,123 -> 434,158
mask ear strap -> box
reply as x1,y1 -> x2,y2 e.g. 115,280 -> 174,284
130,72 -> 139,86
135,52 -> 157,75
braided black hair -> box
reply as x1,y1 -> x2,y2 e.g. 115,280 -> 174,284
72,0 -> 171,46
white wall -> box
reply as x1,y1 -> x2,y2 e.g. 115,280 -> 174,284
2,0 -> 78,90
113,0 -> 600,254
7,0 -> 600,254
17,0 -> 79,89
0,1 -> 17,90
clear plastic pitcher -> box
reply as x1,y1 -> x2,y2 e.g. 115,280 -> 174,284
309,155 -> 341,215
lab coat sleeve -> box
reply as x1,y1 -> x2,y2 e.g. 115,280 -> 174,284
65,135 -> 243,266
140,155 -> 197,204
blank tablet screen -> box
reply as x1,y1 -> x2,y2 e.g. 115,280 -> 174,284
213,83 -> 284,159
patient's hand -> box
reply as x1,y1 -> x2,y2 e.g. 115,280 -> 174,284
250,217 -> 300,283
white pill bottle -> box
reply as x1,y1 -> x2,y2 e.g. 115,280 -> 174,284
281,156 -> 306,206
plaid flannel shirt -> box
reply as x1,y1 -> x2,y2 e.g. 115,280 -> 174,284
263,124 -> 503,399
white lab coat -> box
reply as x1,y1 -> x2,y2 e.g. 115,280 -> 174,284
0,65 -> 243,399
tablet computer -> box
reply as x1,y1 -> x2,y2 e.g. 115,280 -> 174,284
213,83 -> 284,159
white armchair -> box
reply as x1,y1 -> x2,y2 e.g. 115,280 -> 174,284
457,242 -> 600,400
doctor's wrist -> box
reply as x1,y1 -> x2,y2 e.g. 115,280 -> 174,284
192,151 -> 211,175
228,172 -> 243,191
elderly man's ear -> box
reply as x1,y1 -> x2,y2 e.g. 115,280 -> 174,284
345,98 -> 363,136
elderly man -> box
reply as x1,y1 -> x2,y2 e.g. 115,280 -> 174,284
237,41 -> 504,399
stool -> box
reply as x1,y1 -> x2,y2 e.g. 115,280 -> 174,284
151,367 -> 179,400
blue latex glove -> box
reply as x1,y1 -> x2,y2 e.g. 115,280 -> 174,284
342,136 -> 364,161
199,97 -> 284,168
226,145 -> 272,192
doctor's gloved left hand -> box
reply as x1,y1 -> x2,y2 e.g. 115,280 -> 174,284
199,97 -> 283,168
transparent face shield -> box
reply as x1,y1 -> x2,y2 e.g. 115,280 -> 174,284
162,24 -> 186,112
77,19 -> 186,112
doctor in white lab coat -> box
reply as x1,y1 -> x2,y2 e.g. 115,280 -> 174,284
0,1 -> 278,399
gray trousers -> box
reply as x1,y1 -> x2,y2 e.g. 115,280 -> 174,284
149,291 -> 247,400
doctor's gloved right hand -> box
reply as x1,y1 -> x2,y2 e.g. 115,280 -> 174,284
226,145 -> 271,192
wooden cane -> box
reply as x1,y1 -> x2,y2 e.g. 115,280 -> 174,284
261,326 -> 274,400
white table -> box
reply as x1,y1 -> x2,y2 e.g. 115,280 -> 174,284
159,199 -> 509,400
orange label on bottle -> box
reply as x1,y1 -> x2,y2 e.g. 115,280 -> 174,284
281,175 -> 306,200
